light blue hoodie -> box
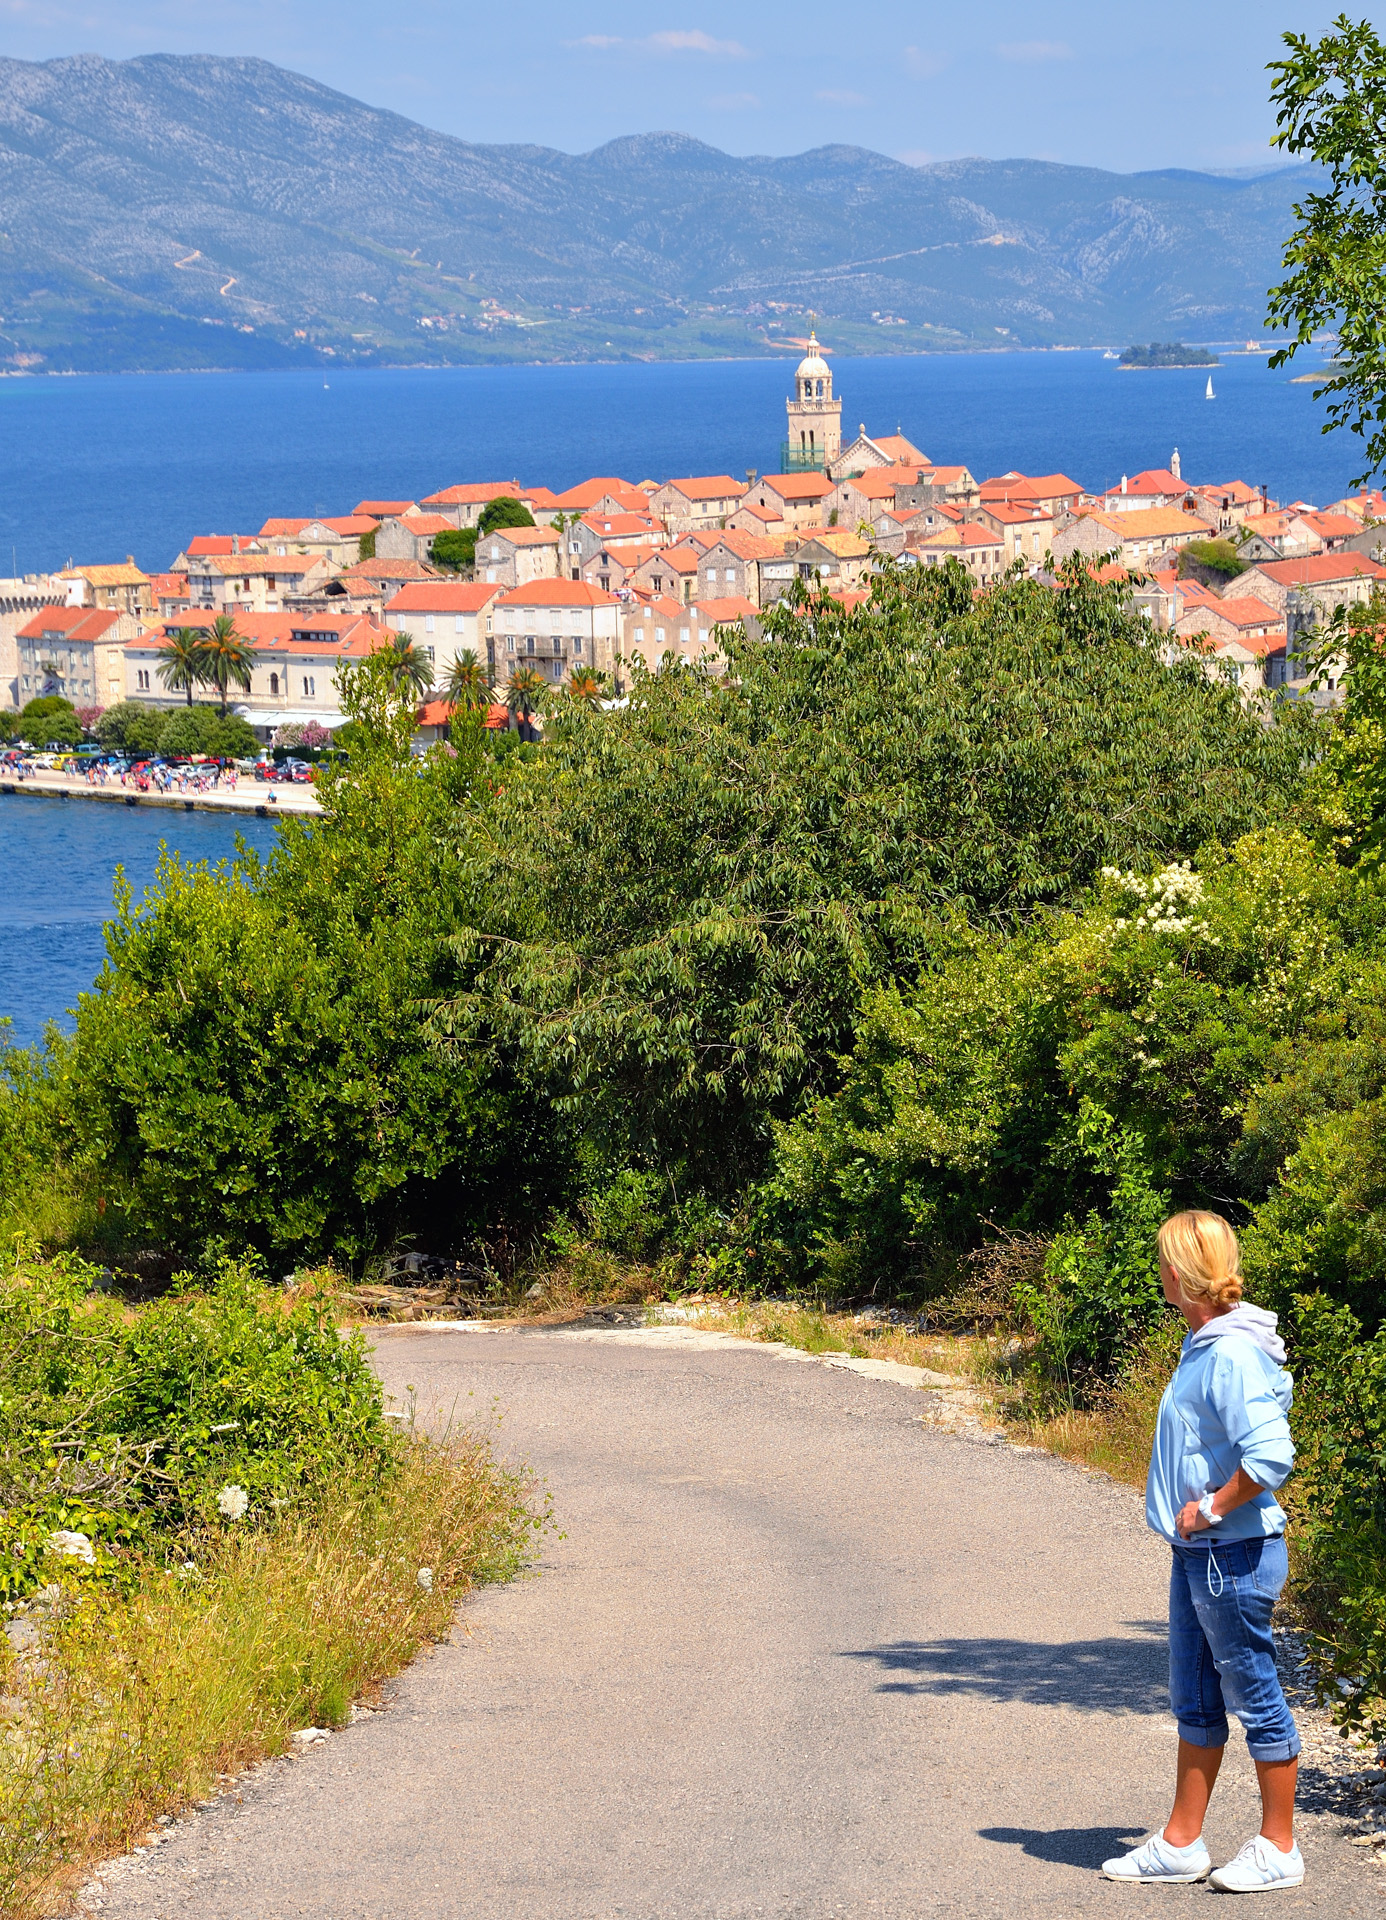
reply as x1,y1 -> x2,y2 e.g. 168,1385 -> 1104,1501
1146,1304 -> 1295,1546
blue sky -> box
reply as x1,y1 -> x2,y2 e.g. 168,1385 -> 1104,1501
0,3 -> 1379,171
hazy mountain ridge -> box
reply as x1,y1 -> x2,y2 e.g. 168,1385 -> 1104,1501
0,53 -> 1313,372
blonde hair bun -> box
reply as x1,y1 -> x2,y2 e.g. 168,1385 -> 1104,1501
1157,1210 -> 1243,1308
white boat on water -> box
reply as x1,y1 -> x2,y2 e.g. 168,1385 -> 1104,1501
1206,374 -> 1215,399
1103,349 -> 1118,360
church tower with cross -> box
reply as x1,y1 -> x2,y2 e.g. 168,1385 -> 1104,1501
782,325 -> 842,471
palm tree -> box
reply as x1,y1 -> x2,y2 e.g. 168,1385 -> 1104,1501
200,614 -> 255,717
564,667 -> 608,707
384,634 -> 434,700
157,626 -> 208,706
504,665 -> 546,733
443,649 -> 492,710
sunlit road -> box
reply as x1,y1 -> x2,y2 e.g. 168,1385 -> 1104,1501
95,1324 -> 1364,1918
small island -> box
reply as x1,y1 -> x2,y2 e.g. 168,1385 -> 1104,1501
1119,341 -> 1220,368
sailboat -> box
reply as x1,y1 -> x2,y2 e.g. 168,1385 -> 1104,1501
1103,348 -> 1118,360
1205,374 -> 1215,400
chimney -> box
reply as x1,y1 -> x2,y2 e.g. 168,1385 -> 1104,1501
746,469 -> 757,488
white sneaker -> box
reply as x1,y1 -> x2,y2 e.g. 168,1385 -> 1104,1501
1209,1836 -> 1305,1892
1102,1833 -> 1212,1882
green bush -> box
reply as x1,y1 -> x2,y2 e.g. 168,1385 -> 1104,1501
451,561 -> 1312,1198
0,1255 -> 391,1601
757,831 -> 1373,1296
430,528 -> 476,573
1286,1293 -> 1386,1741
158,706 -> 257,759
0,710 -> 16,742
478,496 -> 535,536
1179,538 -> 1249,581
95,702 -> 169,756
55,657 -> 573,1264
19,696 -> 82,747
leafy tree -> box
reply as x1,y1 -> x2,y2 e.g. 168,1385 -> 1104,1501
1301,588 -> 1386,870
19,694 -> 76,730
358,528 -> 376,560
1267,16 -> 1386,484
95,702 -> 168,757
443,649 -> 492,710
60,651 -> 573,1262
19,695 -> 82,746
159,706 -> 258,759
438,561 -> 1315,1192
157,627 -> 208,706
504,665 -> 546,727
0,711 -> 15,742
478,496 -> 536,537
198,614 -> 255,717
431,528 -> 477,573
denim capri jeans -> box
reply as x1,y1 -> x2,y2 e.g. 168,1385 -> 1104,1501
1169,1536 -> 1299,1763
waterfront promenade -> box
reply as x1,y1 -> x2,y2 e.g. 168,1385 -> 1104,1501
0,768 -> 321,816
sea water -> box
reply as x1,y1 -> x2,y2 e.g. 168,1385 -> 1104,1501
0,345 -> 1350,577
0,798 -> 280,1049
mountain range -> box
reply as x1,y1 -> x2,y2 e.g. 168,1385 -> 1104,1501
0,53 -> 1314,374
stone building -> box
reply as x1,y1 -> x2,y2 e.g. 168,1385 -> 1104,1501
783,332 -> 842,471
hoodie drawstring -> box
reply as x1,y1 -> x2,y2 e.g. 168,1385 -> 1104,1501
1206,1546 -> 1225,1598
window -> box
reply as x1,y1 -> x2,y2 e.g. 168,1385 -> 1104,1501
269,672 -> 279,696
680,628 -> 690,645
526,636 -> 535,654
724,569 -> 735,584
552,659 -> 563,680
507,636 -> 516,653
425,614 -> 435,633
574,636 -> 583,655
303,676 -> 315,697
136,668 -> 150,691
455,615 -> 464,633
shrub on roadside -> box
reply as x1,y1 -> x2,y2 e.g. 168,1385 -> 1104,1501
0,1429 -> 539,1920
0,1256 -> 390,1602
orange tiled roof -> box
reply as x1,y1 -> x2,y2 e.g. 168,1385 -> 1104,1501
1253,552 -> 1386,585
127,611 -> 389,656
759,473 -> 835,500
498,580 -> 617,607
59,561 -> 149,586
421,482 -> 522,507
18,606 -> 123,642
386,582 -> 505,612
478,525 -> 560,547
660,475 -> 745,500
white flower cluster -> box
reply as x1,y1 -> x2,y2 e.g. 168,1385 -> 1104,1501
1100,861 -> 1216,940
216,1484 -> 250,1520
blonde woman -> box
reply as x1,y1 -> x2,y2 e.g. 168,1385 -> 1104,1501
1103,1210 -> 1302,1893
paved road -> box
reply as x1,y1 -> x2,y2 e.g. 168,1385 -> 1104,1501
94,1326 -> 1370,1918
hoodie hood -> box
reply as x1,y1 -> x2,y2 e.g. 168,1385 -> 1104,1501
1186,1303 -> 1286,1365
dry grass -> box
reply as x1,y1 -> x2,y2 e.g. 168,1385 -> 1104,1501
0,1431 -> 539,1920
1008,1319 -> 1185,1488
665,1296 -> 987,1378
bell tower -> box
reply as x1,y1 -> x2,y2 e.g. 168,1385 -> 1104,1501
783,328 -> 842,471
